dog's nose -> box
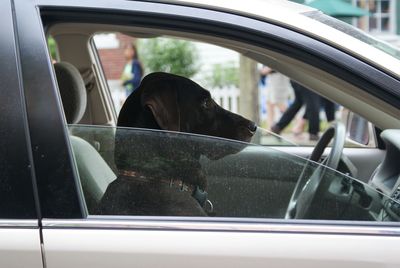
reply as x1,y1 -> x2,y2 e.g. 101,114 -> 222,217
247,122 -> 257,133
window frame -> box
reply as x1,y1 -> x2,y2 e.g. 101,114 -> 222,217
38,2 -> 400,110
88,36 -> 119,122
13,0 -> 87,219
0,0 -> 39,221
20,0 -> 400,233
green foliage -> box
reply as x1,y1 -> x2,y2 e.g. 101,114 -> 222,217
47,37 -> 58,61
139,38 -> 199,78
208,62 -> 239,88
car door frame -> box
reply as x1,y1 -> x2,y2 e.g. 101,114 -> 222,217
13,0 -> 86,219
0,1 -> 43,267
31,0 -> 400,214
13,0 -> 400,267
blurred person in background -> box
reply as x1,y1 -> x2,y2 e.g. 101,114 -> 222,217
121,43 -> 143,97
291,96 -> 337,138
260,66 -> 293,130
321,97 -> 336,123
271,81 -> 320,141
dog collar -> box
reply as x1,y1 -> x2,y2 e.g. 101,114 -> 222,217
119,169 -> 211,211
119,169 -> 195,192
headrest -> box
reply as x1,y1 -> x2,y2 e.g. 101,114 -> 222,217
54,62 -> 87,124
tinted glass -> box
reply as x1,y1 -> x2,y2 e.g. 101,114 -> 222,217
69,125 -> 399,221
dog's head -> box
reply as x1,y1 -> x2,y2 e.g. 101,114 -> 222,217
136,72 -> 256,142
115,73 -> 256,184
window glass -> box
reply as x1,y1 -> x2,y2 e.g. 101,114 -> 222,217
69,125 -> 399,221
47,19 -> 395,223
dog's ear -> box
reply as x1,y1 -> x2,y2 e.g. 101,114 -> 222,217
141,87 -> 180,131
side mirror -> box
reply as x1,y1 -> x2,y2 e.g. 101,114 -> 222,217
345,112 -> 370,145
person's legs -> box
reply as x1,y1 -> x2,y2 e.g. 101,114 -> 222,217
267,101 -> 276,130
274,84 -> 303,132
322,97 -> 336,122
302,89 -> 320,137
292,117 -> 306,135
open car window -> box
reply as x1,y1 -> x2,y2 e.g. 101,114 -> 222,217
69,125 -> 399,222
90,33 -> 375,149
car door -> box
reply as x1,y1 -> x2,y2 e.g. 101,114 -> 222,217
45,125 -> 400,268
14,0 -> 400,267
0,1 -> 43,267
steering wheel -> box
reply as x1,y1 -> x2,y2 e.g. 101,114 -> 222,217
285,122 -> 346,219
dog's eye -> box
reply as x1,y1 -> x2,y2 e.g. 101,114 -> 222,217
201,99 -> 212,109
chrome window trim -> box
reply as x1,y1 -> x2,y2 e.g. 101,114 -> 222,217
0,220 -> 38,228
42,218 -> 400,236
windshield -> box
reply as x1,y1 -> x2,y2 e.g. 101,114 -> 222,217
306,11 -> 400,60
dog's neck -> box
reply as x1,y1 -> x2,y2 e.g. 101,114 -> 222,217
118,169 -> 208,207
119,169 -> 194,192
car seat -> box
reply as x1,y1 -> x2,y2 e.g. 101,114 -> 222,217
54,61 -> 116,212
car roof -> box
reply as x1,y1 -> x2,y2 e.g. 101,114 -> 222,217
173,0 -> 316,16
165,0 -> 400,78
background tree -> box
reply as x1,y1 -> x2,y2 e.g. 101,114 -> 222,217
239,55 -> 259,123
48,37 -> 58,61
207,62 -> 239,88
139,38 -> 200,78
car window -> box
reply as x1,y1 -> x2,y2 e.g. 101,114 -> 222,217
49,30 -> 376,149
93,34 -> 301,147
68,125 -> 399,221
45,10 -> 395,222
92,33 -> 375,148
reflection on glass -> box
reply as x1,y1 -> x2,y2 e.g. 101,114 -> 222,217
348,114 -> 369,145
369,17 -> 377,31
69,125 -> 400,221
382,17 -> 390,31
369,0 -> 377,13
310,12 -> 400,58
252,126 -> 297,146
381,0 -> 390,13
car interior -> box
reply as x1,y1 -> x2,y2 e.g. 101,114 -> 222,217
46,21 -> 400,221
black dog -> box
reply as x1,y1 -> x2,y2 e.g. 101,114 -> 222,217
98,72 -> 256,216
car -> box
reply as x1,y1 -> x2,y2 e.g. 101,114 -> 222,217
2,0 -> 400,267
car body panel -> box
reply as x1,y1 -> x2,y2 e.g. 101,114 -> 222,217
0,226 -> 43,268
42,221 -> 400,268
